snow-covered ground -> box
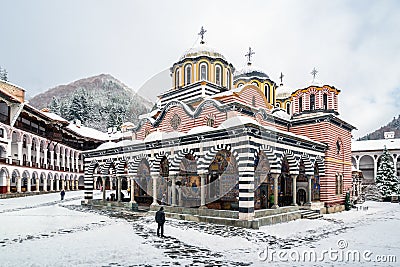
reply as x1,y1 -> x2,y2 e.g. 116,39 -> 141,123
1,192 -> 399,266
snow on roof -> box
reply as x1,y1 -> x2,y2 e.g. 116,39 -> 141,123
121,122 -> 135,127
179,43 -> 226,61
116,139 -> 143,146
187,126 -> 218,135
139,109 -> 160,120
40,111 -> 69,123
352,138 -> 400,152
144,131 -> 185,142
67,123 -> 110,141
276,84 -> 295,99
218,115 -> 261,129
233,65 -> 269,80
272,108 -> 291,120
207,85 -> 244,99
96,142 -> 119,150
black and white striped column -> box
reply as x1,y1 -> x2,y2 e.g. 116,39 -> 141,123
238,149 -> 256,220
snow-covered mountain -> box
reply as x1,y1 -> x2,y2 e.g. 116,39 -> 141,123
29,74 -> 153,132
359,115 -> 400,140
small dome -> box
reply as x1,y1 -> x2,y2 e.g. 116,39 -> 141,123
308,79 -> 323,87
233,65 -> 269,80
218,115 -> 261,129
272,108 -> 291,120
276,84 -> 295,99
180,43 -> 226,61
187,126 -> 217,135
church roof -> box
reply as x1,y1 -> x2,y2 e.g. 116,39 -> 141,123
179,43 -> 226,61
352,138 -> 400,152
233,65 -> 269,80
276,84 -> 295,99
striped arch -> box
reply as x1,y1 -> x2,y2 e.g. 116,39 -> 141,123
198,143 -> 232,172
101,159 -> 116,175
116,158 -> 128,175
300,154 -> 314,176
170,148 -> 197,174
314,156 -> 325,176
153,151 -> 171,175
84,160 -> 99,199
85,160 -> 99,176
260,145 -> 280,173
129,154 -> 151,175
281,150 -> 298,175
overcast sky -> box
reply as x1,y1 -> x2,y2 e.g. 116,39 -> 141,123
1,0 -> 399,138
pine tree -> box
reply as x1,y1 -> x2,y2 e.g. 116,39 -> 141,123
375,146 -> 400,199
0,67 -> 7,81
49,96 -> 61,114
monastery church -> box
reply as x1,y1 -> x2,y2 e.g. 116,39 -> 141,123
83,28 -> 355,227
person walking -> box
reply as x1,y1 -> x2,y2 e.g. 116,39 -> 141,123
60,189 -> 65,201
155,207 -> 166,237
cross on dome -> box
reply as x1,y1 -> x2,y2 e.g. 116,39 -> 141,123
198,26 -> 207,44
279,72 -> 285,86
311,67 -> 318,82
245,47 -> 255,65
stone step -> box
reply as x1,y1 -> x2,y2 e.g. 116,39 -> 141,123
300,209 -> 323,219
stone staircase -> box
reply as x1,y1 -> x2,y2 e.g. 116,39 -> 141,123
300,209 -> 323,219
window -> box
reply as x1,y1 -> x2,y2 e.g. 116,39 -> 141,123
299,97 -> 303,112
323,94 -> 328,110
238,83 -> 244,87
215,65 -> 222,86
252,82 -> 258,87
226,70 -> 231,89
0,128 -> 4,138
286,102 -> 291,114
336,173 -> 343,195
175,69 -> 180,88
265,84 -> 270,102
336,140 -> 341,154
184,64 -> 192,85
200,63 -> 208,80
310,94 -> 315,110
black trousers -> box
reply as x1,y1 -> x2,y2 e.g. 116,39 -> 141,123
157,223 -> 164,237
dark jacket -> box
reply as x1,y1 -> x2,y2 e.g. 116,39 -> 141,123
155,210 -> 165,224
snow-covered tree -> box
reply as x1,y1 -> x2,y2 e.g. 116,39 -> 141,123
0,67 -> 8,81
376,146 -> 400,199
49,96 -> 61,114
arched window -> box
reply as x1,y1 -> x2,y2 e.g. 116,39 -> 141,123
226,69 -> 231,89
299,97 -> 303,112
252,82 -> 258,87
215,65 -> 222,86
175,69 -> 180,88
310,94 -> 315,110
265,84 -> 270,102
184,64 -> 192,86
323,93 -> 328,110
200,63 -> 208,81
238,83 -> 244,87
286,102 -> 291,114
